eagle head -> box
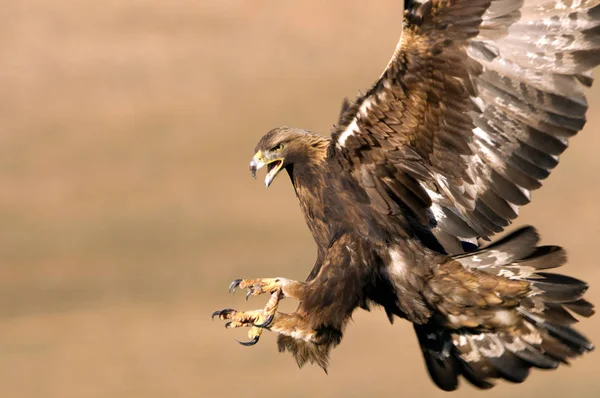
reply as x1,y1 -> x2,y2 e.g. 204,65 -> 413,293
250,127 -> 320,187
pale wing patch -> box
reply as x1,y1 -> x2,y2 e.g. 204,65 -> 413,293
336,98 -> 375,148
337,119 -> 358,147
430,204 -> 447,222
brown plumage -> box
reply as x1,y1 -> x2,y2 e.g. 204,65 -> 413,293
213,0 -> 597,390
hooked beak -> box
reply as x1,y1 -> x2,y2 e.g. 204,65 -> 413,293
249,150 -> 284,187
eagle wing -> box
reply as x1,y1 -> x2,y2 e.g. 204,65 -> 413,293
330,0 -> 600,251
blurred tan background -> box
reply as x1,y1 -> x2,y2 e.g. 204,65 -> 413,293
0,1 -> 598,397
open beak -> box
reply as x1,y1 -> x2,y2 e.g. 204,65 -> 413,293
249,150 -> 284,187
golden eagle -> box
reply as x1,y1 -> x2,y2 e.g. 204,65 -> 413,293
213,0 -> 597,390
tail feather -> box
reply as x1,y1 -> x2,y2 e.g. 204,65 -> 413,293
520,309 -> 595,353
541,335 -> 580,363
512,341 -> 559,369
454,226 -> 540,268
529,272 -> 589,302
415,226 -> 594,390
485,349 -> 531,383
457,356 -> 496,389
413,324 -> 460,391
520,299 -> 579,325
565,298 -> 595,318
516,245 -> 566,270
456,329 -> 536,384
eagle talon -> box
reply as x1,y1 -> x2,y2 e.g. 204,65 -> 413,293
211,308 -> 235,320
254,314 -> 274,328
245,290 -> 252,301
237,336 -> 260,346
229,279 -> 242,294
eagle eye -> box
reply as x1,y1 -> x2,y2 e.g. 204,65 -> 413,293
272,143 -> 284,152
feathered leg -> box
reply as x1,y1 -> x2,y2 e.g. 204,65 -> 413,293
214,235 -> 366,369
212,307 -> 339,370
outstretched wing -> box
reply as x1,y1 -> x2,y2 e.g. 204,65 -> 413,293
330,0 -> 600,252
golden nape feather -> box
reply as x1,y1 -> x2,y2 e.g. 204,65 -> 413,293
213,0 -> 597,391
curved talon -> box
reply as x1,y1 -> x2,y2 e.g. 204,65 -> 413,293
245,290 -> 252,301
229,279 -> 242,294
237,336 -> 260,346
254,314 -> 274,328
224,321 -> 232,329
211,308 -> 235,320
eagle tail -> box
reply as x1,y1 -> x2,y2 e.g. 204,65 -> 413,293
416,226 -> 594,390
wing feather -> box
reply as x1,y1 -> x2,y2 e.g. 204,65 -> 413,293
330,0 -> 600,251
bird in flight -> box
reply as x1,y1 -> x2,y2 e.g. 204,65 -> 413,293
212,0 -> 597,390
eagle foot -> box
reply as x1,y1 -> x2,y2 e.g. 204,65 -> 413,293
215,277 -> 306,346
211,308 -> 274,345
228,278 -> 286,300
